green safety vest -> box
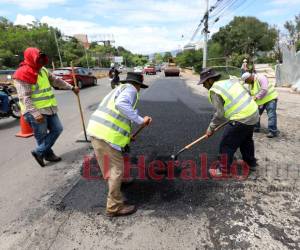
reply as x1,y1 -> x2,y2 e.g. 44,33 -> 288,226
250,78 -> 278,106
20,67 -> 57,112
87,84 -> 139,148
209,80 -> 258,121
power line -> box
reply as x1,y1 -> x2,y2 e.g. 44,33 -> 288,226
210,0 -> 234,18
189,0 -> 224,43
187,0 -> 249,68
210,0 -> 240,19
209,0 -> 251,27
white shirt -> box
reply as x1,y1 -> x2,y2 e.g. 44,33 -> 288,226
108,84 -> 144,151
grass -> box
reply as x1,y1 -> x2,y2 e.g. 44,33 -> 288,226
211,66 -> 241,80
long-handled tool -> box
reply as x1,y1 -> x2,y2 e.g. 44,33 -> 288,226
170,121 -> 229,160
123,124 -> 146,153
71,62 -> 90,143
131,124 -> 146,141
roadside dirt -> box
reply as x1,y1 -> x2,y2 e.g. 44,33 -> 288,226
183,71 -> 300,249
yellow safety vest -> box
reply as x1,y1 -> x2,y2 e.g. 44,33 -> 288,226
250,79 -> 278,106
209,80 -> 258,121
20,67 -> 57,112
87,84 -> 139,148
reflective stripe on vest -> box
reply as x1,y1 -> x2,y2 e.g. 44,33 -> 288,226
19,67 -> 57,112
89,115 -> 130,137
87,84 -> 139,148
250,79 -> 278,106
209,80 -> 258,121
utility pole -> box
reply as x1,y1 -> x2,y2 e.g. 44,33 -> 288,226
53,30 -> 63,68
202,0 -> 209,69
84,48 -> 90,70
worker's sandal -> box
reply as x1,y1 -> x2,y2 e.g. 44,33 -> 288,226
106,205 -> 137,217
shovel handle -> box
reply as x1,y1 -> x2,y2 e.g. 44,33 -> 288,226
71,62 -> 88,142
131,124 -> 146,139
71,62 -> 78,88
184,121 -> 229,150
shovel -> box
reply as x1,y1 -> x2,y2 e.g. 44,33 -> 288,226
71,62 -> 90,143
131,124 -> 146,141
123,124 -> 146,153
170,121 -> 229,160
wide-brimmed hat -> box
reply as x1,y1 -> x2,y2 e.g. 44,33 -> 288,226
120,72 -> 148,88
198,68 -> 221,85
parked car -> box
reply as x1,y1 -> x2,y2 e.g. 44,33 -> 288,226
133,66 -> 143,74
53,67 -> 97,89
143,65 -> 156,75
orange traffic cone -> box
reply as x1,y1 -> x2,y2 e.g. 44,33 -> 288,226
16,115 -> 34,138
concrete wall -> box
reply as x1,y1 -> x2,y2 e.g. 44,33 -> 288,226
276,46 -> 300,89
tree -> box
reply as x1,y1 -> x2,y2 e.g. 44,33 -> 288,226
163,52 -> 172,62
176,49 -> 203,72
284,21 -> 296,43
284,13 -> 300,44
0,16 -> 148,69
212,16 -> 277,58
153,53 -> 163,64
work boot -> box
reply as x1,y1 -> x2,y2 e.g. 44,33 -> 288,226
44,152 -> 62,162
31,151 -> 45,167
267,132 -> 277,138
106,205 -> 137,217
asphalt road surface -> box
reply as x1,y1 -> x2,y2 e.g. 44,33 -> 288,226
0,78 -> 112,228
0,73 -> 299,249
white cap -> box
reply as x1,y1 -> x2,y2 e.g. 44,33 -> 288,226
243,59 -> 247,63
110,63 -> 115,67
241,72 -> 251,82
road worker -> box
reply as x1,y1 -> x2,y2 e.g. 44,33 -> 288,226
242,72 -> 279,138
241,59 -> 248,75
199,68 -> 259,178
13,47 -> 79,167
87,72 -> 152,217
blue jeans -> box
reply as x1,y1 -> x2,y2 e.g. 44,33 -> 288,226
24,113 -> 63,157
0,91 -> 9,113
255,99 -> 278,134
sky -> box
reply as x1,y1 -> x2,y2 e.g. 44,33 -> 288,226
1,0 -> 300,54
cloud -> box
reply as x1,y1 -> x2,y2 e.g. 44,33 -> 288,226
11,1 -> 221,54
85,0 -> 207,24
14,14 -> 37,25
0,0 -> 66,10
37,16 -> 180,54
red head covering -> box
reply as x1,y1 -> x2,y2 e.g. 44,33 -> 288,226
13,47 -> 49,85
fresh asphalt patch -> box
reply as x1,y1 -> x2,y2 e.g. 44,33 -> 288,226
58,78 -> 247,219
42,76 -> 300,249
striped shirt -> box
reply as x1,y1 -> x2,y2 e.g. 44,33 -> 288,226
14,70 -> 73,118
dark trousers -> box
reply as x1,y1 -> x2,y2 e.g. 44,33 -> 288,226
219,121 -> 256,173
255,99 -> 277,134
